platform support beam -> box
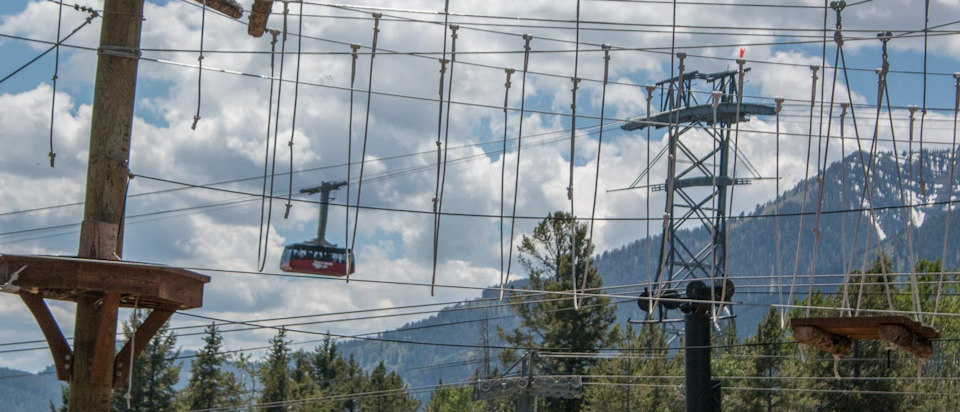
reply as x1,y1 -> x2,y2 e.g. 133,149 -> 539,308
19,292 -> 73,381
70,0 -> 145,410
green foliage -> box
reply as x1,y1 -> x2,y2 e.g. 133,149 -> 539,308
260,328 -> 292,412
111,310 -> 181,412
499,211 -> 620,412
180,323 -> 242,411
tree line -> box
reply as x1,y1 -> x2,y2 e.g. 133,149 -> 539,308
53,212 -> 959,411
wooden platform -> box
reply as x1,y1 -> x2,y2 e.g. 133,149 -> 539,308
0,254 -> 209,310
792,316 -> 939,340
791,316 -> 938,359
0,254 -> 210,385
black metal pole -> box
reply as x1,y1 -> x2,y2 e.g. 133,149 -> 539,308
684,305 -> 711,412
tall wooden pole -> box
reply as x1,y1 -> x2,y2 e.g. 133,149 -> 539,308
70,0 -> 145,409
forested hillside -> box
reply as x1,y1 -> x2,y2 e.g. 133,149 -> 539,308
2,149 -> 957,411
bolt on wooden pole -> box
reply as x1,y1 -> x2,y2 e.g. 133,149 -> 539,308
70,0 -> 145,409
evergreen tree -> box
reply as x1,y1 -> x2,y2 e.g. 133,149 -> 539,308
498,211 -> 619,412
181,323 -> 242,410
111,310 -> 181,412
425,379 -> 482,412
289,349 -> 328,412
261,328 -> 292,412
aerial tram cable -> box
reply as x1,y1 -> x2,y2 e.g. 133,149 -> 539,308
498,67 -> 515,297
500,34 -> 534,302
46,0 -> 65,168
191,0 -> 208,130
432,23 -> 461,296
256,29 -> 281,272
784,63 -> 820,326
347,13 -> 382,283
931,74 -> 960,327
567,0 -> 583,310
582,43 -> 612,309
284,1 -> 308,220
430,0 -> 452,295
344,42 -> 361,277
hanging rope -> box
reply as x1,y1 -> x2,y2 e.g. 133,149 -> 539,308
432,24 -> 461,296
804,4 -> 845,316
499,68 -> 515,295
785,64 -> 819,325
931,74 -> 960,327
774,97 -> 785,327
882,83 -> 922,321
716,58 -> 746,319
709,89 -> 722,324
256,29 -> 282,272
46,0 -> 66,168
854,32 -> 896,314
651,52 -> 686,315
283,0 -> 306,219
191,0 -> 207,130
918,0 -> 931,196
839,102 -> 853,316
568,0 -> 583,310
430,0 -> 452,294
124,297 -> 139,409
500,34 -> 533,302
345,42 -> 361,277
347,13 -> 383,283
643,84 -> 655,313
581,44 -> 612,309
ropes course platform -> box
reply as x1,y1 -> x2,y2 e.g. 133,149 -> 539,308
0,253 -> 209,385
791,316 -> 939,359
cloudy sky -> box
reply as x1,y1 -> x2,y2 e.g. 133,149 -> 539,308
1,0 -> 958,372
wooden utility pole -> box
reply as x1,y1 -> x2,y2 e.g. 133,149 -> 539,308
70,0 -> 145,409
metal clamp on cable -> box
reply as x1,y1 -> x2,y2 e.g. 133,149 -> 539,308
97,45 -> 142,60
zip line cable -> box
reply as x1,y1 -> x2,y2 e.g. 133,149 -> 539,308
0,13 -> 97,85
283,2 -> 307,219
347,13 -> 382,283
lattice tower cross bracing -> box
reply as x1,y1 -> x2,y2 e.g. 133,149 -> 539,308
623,58 -> 775,323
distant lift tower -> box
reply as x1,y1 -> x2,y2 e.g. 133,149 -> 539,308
622,57 -> 775,412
